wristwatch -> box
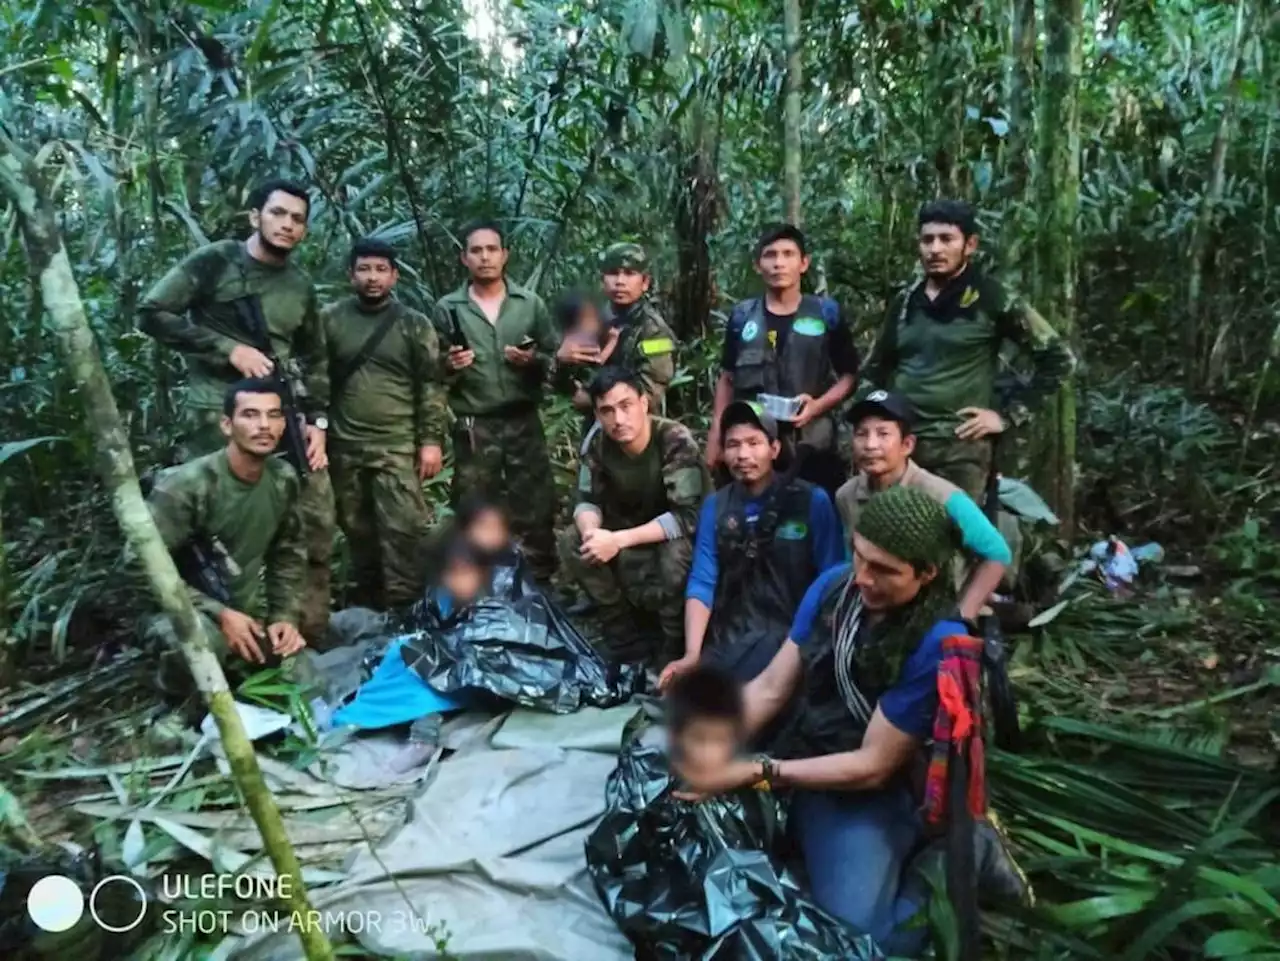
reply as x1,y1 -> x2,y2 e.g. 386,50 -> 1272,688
310,415 -> 329,430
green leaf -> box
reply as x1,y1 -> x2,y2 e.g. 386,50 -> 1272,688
0,435 -> 63,467
623,0 -> 662,58
1205,930 -> 1276,958
246,0 -> 284,67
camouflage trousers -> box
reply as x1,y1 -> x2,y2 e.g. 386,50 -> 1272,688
914,436 -> 993,503
144,611 -> 321,698
451,408 -> 557,581
183,407 -> 335,642
557,527 -> 690,667
331,447 -> 433,610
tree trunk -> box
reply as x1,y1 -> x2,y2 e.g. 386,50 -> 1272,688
1189,0 -> 1251,386
0,135 -> 335,961
1032,0 -> 1082,536
1004,0 -> 1037,274
782,0 -> 803,225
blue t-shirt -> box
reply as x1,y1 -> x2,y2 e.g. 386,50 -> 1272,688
686,486 -> 845,607
789,563 -> 961,738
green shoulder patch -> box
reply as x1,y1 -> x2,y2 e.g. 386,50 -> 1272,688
640,337 -> 675,356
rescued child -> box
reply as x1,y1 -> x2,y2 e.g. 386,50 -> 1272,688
331,534 -> 494,769
552,290 -> 620,437
666,664 -> 748,783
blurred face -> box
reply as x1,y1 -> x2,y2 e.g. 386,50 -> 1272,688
754,239 -> 810,292
674,717 -> 740,775
222,391 -> 286,457
250,190 -> 309,254
602,267 -> 650,308
442,559 -> 486,607
852,416 -> 915,478
595,383 -> 650,446
852,534 -> 936,612
465,507 -> 511,555
723,423 -> 779,485
918,221 -> 977,280
351,255 -> 398,303
570,301 -> 605,341
461,228 -> 508,283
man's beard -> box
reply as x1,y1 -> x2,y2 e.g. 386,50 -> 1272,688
927,255 -> 969,281
257,231 -> 294,260
357,289 -> 390,306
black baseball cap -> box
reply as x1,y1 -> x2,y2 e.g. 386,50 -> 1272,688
721,400 -> 779,441
845,389 -> 917,431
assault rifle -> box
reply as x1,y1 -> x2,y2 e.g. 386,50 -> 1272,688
981,436 -> 1021,751
231,296 -> 311,477
172,536 -> 238,607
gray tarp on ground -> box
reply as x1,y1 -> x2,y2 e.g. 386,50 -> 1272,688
585,729 -> 886,961
228,706 -> 639,960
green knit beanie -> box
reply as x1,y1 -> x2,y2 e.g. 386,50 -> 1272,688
857,486 -> 957,572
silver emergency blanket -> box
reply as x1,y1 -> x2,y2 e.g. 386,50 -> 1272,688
401,553 -> 641,713
585,730 -> 886,960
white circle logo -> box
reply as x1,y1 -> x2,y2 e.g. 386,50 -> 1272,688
89,874 -> 148,933
868,390 -> 888,401
27,875 -> 85,933
741,320 -> 759,342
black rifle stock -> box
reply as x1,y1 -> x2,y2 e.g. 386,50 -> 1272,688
173,537 -> 236,607
231,296 -> 311,477
981,435 -> 1021,751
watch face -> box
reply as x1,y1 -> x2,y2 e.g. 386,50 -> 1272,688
314,417 -> 329,430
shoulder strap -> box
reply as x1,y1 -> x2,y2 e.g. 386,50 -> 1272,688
332,306 -> 403,397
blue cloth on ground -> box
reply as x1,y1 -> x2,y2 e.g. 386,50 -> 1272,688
332,635 -> 467,730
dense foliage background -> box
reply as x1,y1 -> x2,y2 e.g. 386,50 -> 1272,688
1,1 -> 1277,958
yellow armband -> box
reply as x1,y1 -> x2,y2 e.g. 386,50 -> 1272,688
640,337 -> 675,356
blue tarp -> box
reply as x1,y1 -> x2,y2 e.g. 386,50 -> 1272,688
332,636 -> 466,730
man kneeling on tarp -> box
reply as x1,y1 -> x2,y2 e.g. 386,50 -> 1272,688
660,400 -> 843,689
143,379 -> 315,695
673,486 -> 1028,957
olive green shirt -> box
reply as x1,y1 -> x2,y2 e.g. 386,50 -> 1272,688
322,296 -> 448,457
576,417 -> 709,537
138,239 -> 328,414
863,271 -> 1075,442
431,280 -> 559,416
147,449 -> 307,626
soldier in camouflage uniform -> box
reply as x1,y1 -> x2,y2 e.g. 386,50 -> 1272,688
598,243 -> 678,412
433,220 -> 561,582
144,380 -> 314,693
557,368 -> 711,666
138,179 -> 336,643
324,238 -> 449,610
863,199 -> 1077,500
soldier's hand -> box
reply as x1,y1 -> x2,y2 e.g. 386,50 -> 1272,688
229,344 -> 274,378
267,622 -> 307,658
220,609 -> 266,664
556,339 -> 599,366
791,393 -> 818,428
445,346 -> 475,371
955,407 -> 1006,441
418,444 -> 444,480
580,528 -> 621,565
304,425 -> 329,471
503,345 -> 536,367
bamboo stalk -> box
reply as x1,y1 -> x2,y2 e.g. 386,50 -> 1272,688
0,134 -> 335,961
782,0 -> 803,226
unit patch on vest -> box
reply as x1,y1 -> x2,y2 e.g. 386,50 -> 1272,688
792,317 -> 826,338
960,286 -> 980,308
640,337 -> 674,356
767,329 -> 778,348
741,320 -> 759,342
776,520 -> 808,540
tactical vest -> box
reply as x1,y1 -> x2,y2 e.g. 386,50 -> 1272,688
729,295 -> 839,451
704,478 -> 817,681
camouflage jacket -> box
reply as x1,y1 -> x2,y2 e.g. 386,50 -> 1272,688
863,268 -> 1076,441
576,417 -> 710,536
603,298 -> 678,411
322,296 -> 449,458
138,239 -> 328,415
147,449 -> 307,626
